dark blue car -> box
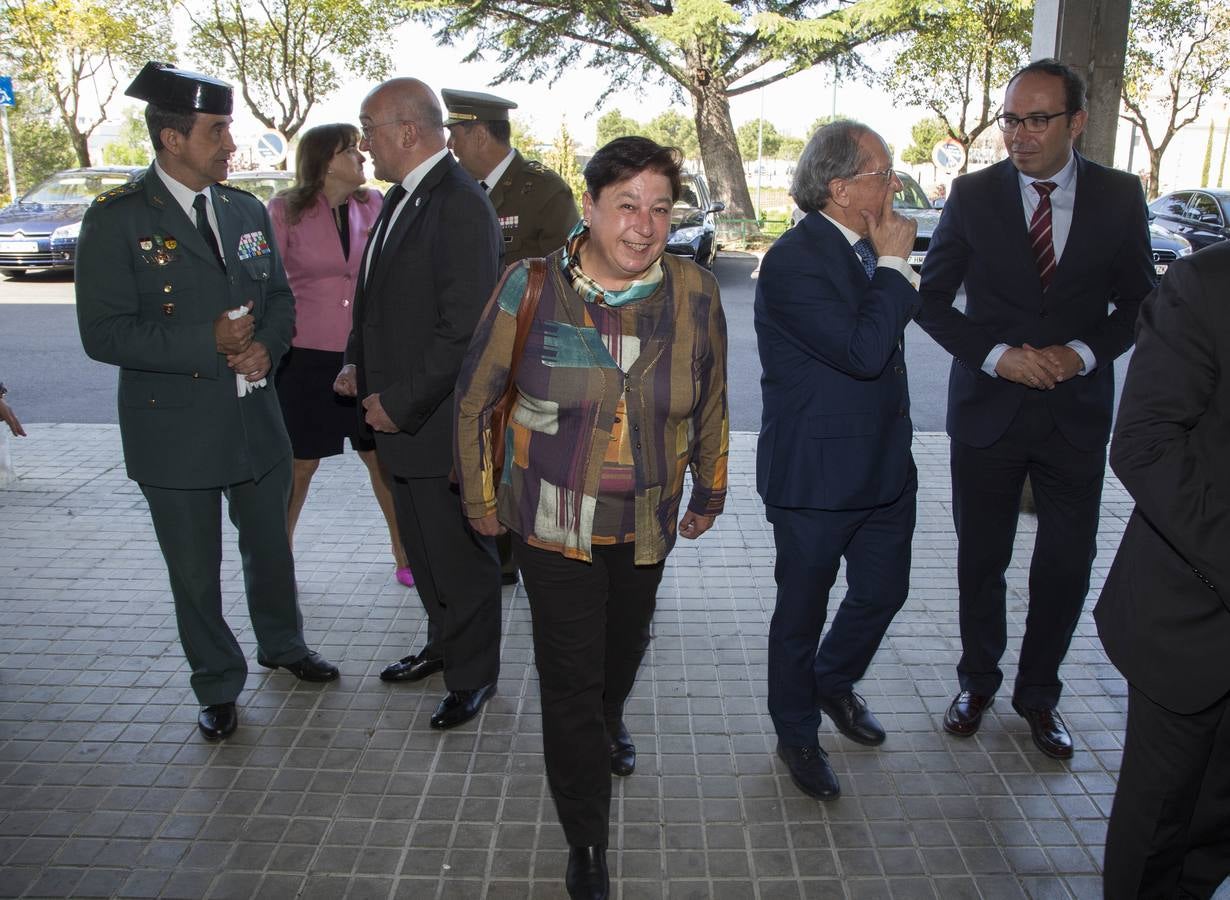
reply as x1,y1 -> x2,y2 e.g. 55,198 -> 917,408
0,166 -> 143,278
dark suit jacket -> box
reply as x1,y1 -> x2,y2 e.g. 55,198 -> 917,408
1094,243 -> 1230,715
488,150 -> 578,265
754,212 -> 918,510
76,166 -> 293,489
916,154 -> 1155,451
346,153 -> 502,478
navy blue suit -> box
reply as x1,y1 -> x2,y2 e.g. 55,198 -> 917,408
916,154 -> 1154,708
755,212 -> 918,747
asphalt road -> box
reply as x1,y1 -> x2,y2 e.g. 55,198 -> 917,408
0,255 -> 1128,432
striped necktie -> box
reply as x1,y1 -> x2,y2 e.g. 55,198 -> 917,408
1028,180 -> 1058,290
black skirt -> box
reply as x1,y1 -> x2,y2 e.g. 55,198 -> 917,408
275,346 -> 374,459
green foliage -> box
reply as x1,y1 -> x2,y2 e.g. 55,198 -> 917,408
1,0 -> 172,165
594,110 -> 642,148
101,108 -> 151,166
644,111 -> 699,158
183,0 -> 408,141
0,87 -> 76,204
542,121 -> 586,205
735,119 -> 804,160
510,117 -> 544,162
902,116 -> 952,165
881,0 -> 1030,172
1121,0 -> 1230,198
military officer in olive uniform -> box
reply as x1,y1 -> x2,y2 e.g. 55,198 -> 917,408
76,62 -> 338,742
443,88 -> 580,583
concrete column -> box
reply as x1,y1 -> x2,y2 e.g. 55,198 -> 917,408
1031,0 -> 1133,166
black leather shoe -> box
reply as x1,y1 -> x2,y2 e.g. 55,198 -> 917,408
776,741 -> 840,799
379,649 -> 444,683
608,722 -> 636,776
429,683 -> 496,729
198,702 -> 237,741
1012,700 -> 1074,760
257,650 -> 339,682
565,844 -> 609,900
501,569 -> 519,586
818,691 -> 886,746
943,690 -> 994,736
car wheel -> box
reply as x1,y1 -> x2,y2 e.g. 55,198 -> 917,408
1,268 -> 26,280
698,238 -> 715,269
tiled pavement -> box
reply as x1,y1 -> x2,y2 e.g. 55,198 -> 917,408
0,425 -> 1218,899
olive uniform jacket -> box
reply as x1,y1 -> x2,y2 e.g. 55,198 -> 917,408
488,150 -> 579,265
76,166 -> 294,490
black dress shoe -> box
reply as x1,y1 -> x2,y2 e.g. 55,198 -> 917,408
818,691 -> 886,746
943,690 -> 994,736
608,722 -> 636,776
429,683 -> 496,729
257,650 -> 339,682
501,569 -> 519,586
1012,700 -> 1074,760
379,651 -> 444,683
198,702 -> 237,741
565,844 -> 609,900
776,741 -> 840,799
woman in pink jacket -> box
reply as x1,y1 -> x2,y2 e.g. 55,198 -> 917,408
268,123 -> 413,587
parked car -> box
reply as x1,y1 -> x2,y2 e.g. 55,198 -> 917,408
0,166 -> 143,277
666,172 -> 725,269
1147,189 -> 1230,251
1147,222 -> 1192,276
224,169 -> 293,203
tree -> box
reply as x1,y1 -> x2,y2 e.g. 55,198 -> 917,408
882,0 -> 1030,174
542,120 -> 586,207
413,0 -> 924,222
595,109 -> 643,148
736,119 -> 783,160
645,110 -> 699,159
1,0 -> 170,166
510,117 -> 545,162
101,107 -> 151,166
901,116 -> 951,166
0,86 -> 75,204
1121,0 -> 1230,200
182,0 -> 407,152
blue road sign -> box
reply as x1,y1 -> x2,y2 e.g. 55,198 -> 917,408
0,77 -> 15,108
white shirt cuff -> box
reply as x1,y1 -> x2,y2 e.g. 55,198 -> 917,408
983,343 -> 1010,378
1067,340 -> 1095,375
877,256 -> 920,289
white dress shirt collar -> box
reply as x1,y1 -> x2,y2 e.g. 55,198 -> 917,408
153,160 -> 222,256
481,149 -> 517,192
400,147 -> 451,198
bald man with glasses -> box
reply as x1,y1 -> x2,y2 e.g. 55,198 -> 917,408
915,59 -> 1154,760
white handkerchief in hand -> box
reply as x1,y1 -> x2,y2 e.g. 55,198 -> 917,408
227,306 -> 268,397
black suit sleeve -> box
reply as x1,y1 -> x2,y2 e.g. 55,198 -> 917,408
1109,254 -> 1230,600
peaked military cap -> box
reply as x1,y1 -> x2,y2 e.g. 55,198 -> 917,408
125,61 -> 233,115
442,89 -> 517,127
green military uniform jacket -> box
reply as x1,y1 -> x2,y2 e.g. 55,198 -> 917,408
489,150 -> 579,265
76,165 -> 294,490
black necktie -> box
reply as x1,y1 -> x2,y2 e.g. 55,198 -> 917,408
367,184 -> 407,278
193,193 -> 223,267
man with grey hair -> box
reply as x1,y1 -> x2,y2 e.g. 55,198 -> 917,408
336,78 -> 504,729
754,121 -> 918,799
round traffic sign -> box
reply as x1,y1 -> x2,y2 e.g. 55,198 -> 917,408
932,139 -> 966,172
253,131 -> 288,167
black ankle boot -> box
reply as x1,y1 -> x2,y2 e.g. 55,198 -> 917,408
565,844 -> 609,900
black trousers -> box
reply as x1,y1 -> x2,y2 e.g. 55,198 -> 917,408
951,393 -> 1106,708
1103,684 -> 1230,898
389,475 -> 501,690
514,536 -> 664,847
765,466 -> 915,747
140,456 -> 308,706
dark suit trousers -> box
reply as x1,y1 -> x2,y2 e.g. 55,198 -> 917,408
766,466 -> 915,747
1103,684 -> 1230,899
514,536 -> 663,847
389,475 -> 501,690
950,391 -> 1106,708
140,456 -> 308,706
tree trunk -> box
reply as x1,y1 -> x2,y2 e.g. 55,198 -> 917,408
691,77 -> 756,223
1149,147 -> 1163,200
69,126 -> 91,168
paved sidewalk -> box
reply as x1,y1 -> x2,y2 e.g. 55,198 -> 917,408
0,425 -> 1156,898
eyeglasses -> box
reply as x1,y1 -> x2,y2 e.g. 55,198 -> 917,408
359,120 -> 405,141
847,167 -> 896,184
996,111 -> 1073,133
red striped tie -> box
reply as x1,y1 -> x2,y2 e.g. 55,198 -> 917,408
1028,180 -> 1058,291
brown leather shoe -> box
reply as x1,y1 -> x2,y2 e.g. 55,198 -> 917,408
1012,701 -> 1074,760
943,691 -> 994,736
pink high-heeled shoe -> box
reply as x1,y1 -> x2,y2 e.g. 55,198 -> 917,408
396,567 -> 415,588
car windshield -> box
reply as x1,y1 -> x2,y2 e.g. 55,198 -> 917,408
893,172 -> 931,210
22,173 -> 133,205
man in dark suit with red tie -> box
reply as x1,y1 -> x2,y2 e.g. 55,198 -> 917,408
915,59 -> 1154,759
335,78 -> 504,729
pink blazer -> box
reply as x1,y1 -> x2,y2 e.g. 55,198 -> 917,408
268,189 -> 383,352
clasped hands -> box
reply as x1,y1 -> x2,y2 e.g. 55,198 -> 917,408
213,302 -> 270,382
467,510 -> 715,539
995,344 -> 1083,389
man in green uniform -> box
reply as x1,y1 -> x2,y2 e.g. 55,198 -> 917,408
443,88 -> 580,584
76,62 -> 337,742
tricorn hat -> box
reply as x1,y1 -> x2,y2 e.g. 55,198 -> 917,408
125,61 -> 233,115
442,89 -> 517,127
